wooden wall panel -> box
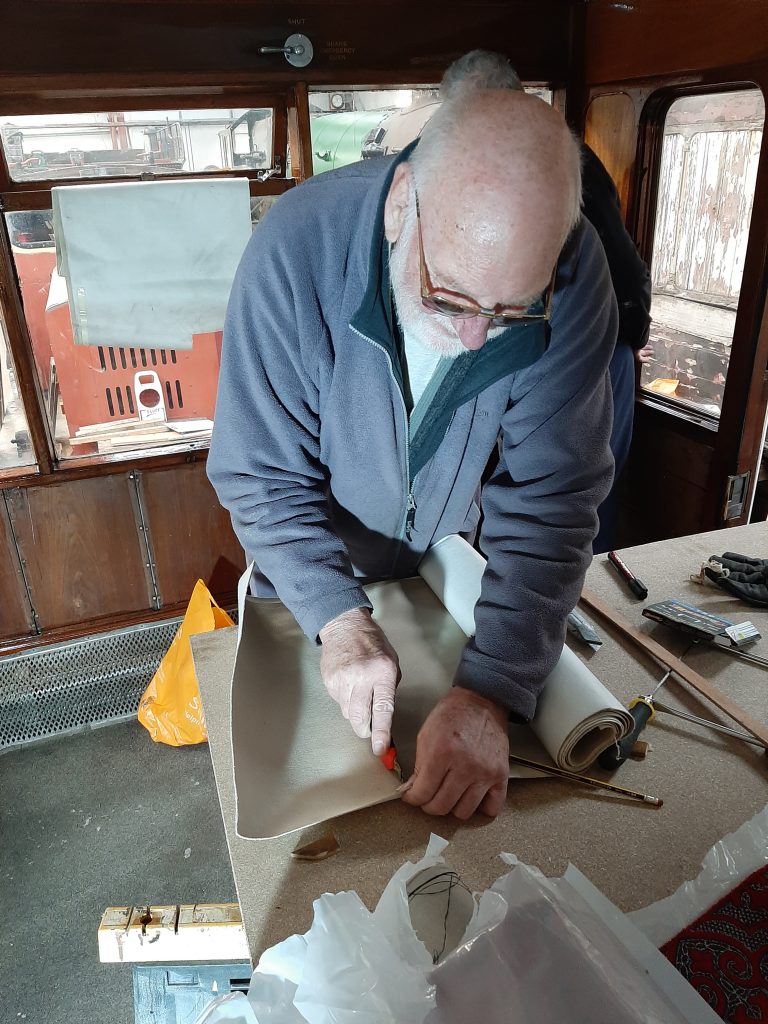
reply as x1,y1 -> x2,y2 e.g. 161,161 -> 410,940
585,0 -> 768,85
140,462 -> 244,606
619,404 -> 716,546
0,1 -> 572,85
5,475 -> 150,628
584,92 -> 639,216
0,494 -> 35,639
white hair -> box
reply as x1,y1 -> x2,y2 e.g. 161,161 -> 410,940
411,50 -> 583,237
440,50 -> 523,99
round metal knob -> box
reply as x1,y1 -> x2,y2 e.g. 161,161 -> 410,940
258,33 -> 314,69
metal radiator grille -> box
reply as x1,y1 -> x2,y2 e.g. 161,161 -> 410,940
0,619 -> 183,750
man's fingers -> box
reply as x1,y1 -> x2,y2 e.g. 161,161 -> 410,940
401,759 -> 448,809
452,783 -> 494,820
479,780 -> 508,819
346,681 -> 372,739
406,775 -> 508,819
371,690 -> 395,757
420,773 -> 468,817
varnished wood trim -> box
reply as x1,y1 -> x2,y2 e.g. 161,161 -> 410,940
287,83 -> 313,182
1,177 -> 294,211
585,1 -> 768,86
0,590 -> 238,657
0,83 -> 289,116
0,210 -> 55,473
0,446 -> 212,490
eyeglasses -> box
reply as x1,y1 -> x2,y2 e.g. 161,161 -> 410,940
414,190 -> 556,327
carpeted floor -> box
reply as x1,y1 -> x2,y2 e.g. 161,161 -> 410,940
663,864 -> 768,1023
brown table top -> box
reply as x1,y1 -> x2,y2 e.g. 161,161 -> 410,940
193,522 -> 768,962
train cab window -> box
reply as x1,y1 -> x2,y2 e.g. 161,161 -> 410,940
4,191 -> 251,460
0,306 -> 37,471
641,89 -> 765,416
308,88 -> 440,175
0,108 -> 275,181
307,85 -> 553,177
0,106 -> 286,462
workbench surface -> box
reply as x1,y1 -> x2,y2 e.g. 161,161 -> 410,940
192,523 -> 768,962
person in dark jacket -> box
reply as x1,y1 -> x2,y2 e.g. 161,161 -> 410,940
442,52 -> 653,551
580,144 -> 652,550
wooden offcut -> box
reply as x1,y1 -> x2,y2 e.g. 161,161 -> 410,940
98,902 -> 248,963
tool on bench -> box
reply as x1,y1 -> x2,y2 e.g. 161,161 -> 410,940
607,550 -> 649,600
642,599 -> 768,668
580,588 -> 768,749
567,609 -> 602,651
508,753 -> 663,806
598,642 -> 696,769
650,699 -> 768,751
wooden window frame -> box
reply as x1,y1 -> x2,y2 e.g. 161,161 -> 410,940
0,83 -> 305,483
633,79 -> 767,433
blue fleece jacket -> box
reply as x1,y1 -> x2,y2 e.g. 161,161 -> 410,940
207,153 -> 617,721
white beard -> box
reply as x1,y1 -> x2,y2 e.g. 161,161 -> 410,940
388,200 -> 507,358
388,204 -> 466,359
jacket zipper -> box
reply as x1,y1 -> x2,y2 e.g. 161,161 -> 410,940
349,326 -> 415,561
405,492 -> 417,541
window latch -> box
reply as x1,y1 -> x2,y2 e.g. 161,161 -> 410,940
723,471 -> 751,521
259,34 -> 314,68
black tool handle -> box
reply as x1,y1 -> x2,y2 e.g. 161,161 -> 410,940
598,701 -> 654,770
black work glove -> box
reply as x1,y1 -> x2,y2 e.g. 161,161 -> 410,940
704,552 -> 768,606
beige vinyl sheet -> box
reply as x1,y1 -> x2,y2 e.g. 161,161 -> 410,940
233,579 -> 476,839
233,573 -> 627,840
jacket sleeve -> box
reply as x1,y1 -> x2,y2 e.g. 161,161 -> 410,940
206,211 -> 372,640
455,220 -> 617,720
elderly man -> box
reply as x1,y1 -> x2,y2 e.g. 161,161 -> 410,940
207,77 -> 616,820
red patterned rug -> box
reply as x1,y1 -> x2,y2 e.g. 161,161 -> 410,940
661,864 -> 768,1022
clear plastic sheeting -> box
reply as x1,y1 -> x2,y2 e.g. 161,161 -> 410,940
195,992 -> 260,1024
196,836 -> 721,1024
629,800 -> 768,947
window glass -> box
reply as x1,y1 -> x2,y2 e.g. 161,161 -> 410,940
308,86 -> 551,176
641,89 -> 765,415
0,307 -> 37,470
5,185 -> 271,459
0,108 -> 274,182
308,89 -> 438,175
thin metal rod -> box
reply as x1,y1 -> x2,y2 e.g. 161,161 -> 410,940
652,699 -> 768,750
509,753 -> 663,806
645,641 -> 696,699
720,646 -> 768,669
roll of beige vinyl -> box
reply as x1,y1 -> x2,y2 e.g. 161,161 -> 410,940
231,540 -> 631,840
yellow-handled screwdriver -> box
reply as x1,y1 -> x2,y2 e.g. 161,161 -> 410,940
598,642 -> 695,770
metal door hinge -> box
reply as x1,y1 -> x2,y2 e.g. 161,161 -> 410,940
723,471 -> 751,521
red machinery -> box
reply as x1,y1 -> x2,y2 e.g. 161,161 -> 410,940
14,245 -> 221,440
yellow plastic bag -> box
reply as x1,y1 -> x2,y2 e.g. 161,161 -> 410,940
138,579 -> 234,746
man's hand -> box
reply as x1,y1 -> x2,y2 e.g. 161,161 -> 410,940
634,343 -> 654,365
319,607 -> 399,756
401,687 -> 509,820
